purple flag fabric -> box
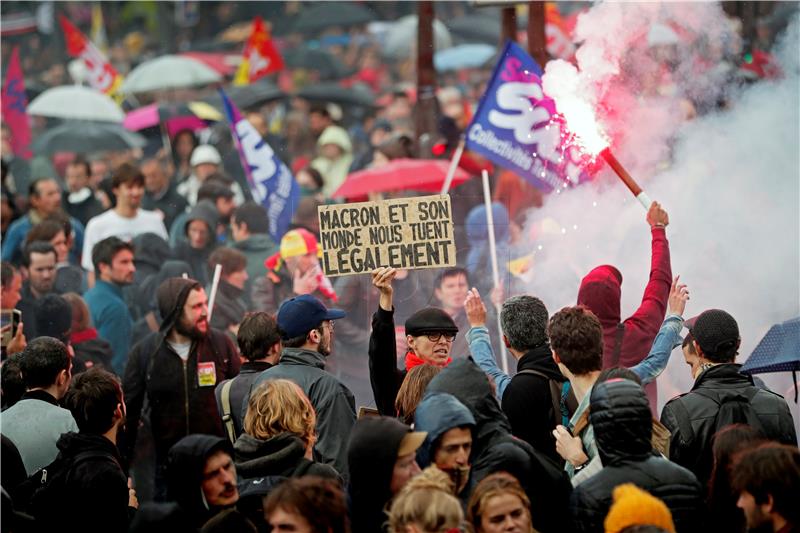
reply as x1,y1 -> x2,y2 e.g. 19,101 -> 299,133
1,47 -> 32,159
220,89 -> 299,240
465,40 -> 591,192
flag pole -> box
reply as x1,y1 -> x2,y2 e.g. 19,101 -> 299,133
481,169 -> 510,373
440,137 -> 465,195
207,264 -> 223,323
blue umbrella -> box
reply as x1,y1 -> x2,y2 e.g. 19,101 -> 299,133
435,44 -> 497,72
741,317 -> 800,401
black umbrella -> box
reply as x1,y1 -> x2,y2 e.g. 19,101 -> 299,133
446,14 -> 502,44
295,82 -> 375,108
292,3 -> 376,33
32,121 -> 147,155
204,80 -> 286,112
283,48 -> 348,80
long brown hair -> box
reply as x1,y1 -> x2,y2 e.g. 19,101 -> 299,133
467,472 -> 534,533
395,364 -> 442,425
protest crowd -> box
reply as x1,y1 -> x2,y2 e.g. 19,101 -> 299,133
1,2 -> 799,533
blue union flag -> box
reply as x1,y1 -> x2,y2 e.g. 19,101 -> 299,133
220,89 -> 299,240
465,40 -> 591,192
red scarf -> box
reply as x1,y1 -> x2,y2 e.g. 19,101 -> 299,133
70,328 -> 98,344
405,351 -> 451,371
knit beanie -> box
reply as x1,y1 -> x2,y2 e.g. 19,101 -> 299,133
604,484 -> 675,533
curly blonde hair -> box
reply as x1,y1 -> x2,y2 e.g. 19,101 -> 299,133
388,466 -> 463,533
243,379 -> 317,448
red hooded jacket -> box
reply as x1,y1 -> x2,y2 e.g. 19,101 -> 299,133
577,227 -> 671,409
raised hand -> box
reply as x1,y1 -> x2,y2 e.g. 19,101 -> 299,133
647,201 -> 669,228
668,275 -> 690,317
372,267 -> 397,311
465,288 -> 487,328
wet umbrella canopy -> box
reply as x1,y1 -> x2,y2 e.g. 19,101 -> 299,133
296,82 -> 375,108
742,317 -> 800,401
291,2 -> 376,33
32,121 -> 147,155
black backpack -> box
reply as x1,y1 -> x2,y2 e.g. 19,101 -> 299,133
13,449 -> 112,523
670,386 -> 765,443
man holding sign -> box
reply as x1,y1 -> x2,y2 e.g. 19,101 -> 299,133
369,267 -> 459,417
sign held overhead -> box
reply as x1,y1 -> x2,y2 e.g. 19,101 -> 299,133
318,194 -> 457,277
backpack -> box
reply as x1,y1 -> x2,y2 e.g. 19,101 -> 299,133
670,386 -> 765,443
516,369 -> 577,427
13,449 -> 113,522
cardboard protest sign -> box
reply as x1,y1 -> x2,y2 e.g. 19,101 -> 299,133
318,194 -> 456,277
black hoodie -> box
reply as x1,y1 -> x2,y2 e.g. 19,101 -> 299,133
347,417 -> 415,533
130,435 -> 234,533
44,432 -> 132,532
426,358 -> 572,533
174,200 -> 220,286
123,278 -> 241,463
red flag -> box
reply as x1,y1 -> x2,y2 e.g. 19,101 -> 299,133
233,16 -> 284,85
1,47 -> 32,159
59,15 -> 122,96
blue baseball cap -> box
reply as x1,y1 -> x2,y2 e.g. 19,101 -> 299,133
277,294 -> 346,339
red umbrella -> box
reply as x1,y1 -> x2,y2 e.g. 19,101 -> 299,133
332,158 -> 471,199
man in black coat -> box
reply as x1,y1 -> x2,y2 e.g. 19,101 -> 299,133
123,277 -> 241,500
465,290 -> 570,464
570,378 -> 702,533
44,368 -> 137,531
660,309 -> 797,485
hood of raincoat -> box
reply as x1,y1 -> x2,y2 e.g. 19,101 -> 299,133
347,416 -> 415,533
577,265 -> 622,327
156,276 -> 201,334
316,125 -> 352,154
414,392 -> 475,468
425,358 -> 512,454
166,434 -> 234,526
589,378 -> 653,466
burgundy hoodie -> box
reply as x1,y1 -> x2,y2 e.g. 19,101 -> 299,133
577,227 -> 672,410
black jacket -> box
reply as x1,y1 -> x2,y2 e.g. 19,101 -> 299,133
426,359 -> 572,533
214,361 -> 273,440
501,344 -> 566,463
570,379 -> 702,533
46,432 -> 133,532
660,363 -> 797,485
123,328 -> 240,461
64,189 -> 104,227
368,306 -> 405,416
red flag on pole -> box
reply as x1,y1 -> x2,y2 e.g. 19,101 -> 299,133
233,16 -> 284,86
59,15 -> 123,97
1,47 -> 32,159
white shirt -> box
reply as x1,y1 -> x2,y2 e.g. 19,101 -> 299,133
81,208 -> 168,271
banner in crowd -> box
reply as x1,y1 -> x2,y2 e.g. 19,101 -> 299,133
464,40 -> 591,193
59,15 -> 123,97
220,89 -> 298,241
233,16 -> 284,86
1,47 -> 32,159
318,194 -> 456,277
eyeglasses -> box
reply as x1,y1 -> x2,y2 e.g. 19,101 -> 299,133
425,332 -> 456,342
